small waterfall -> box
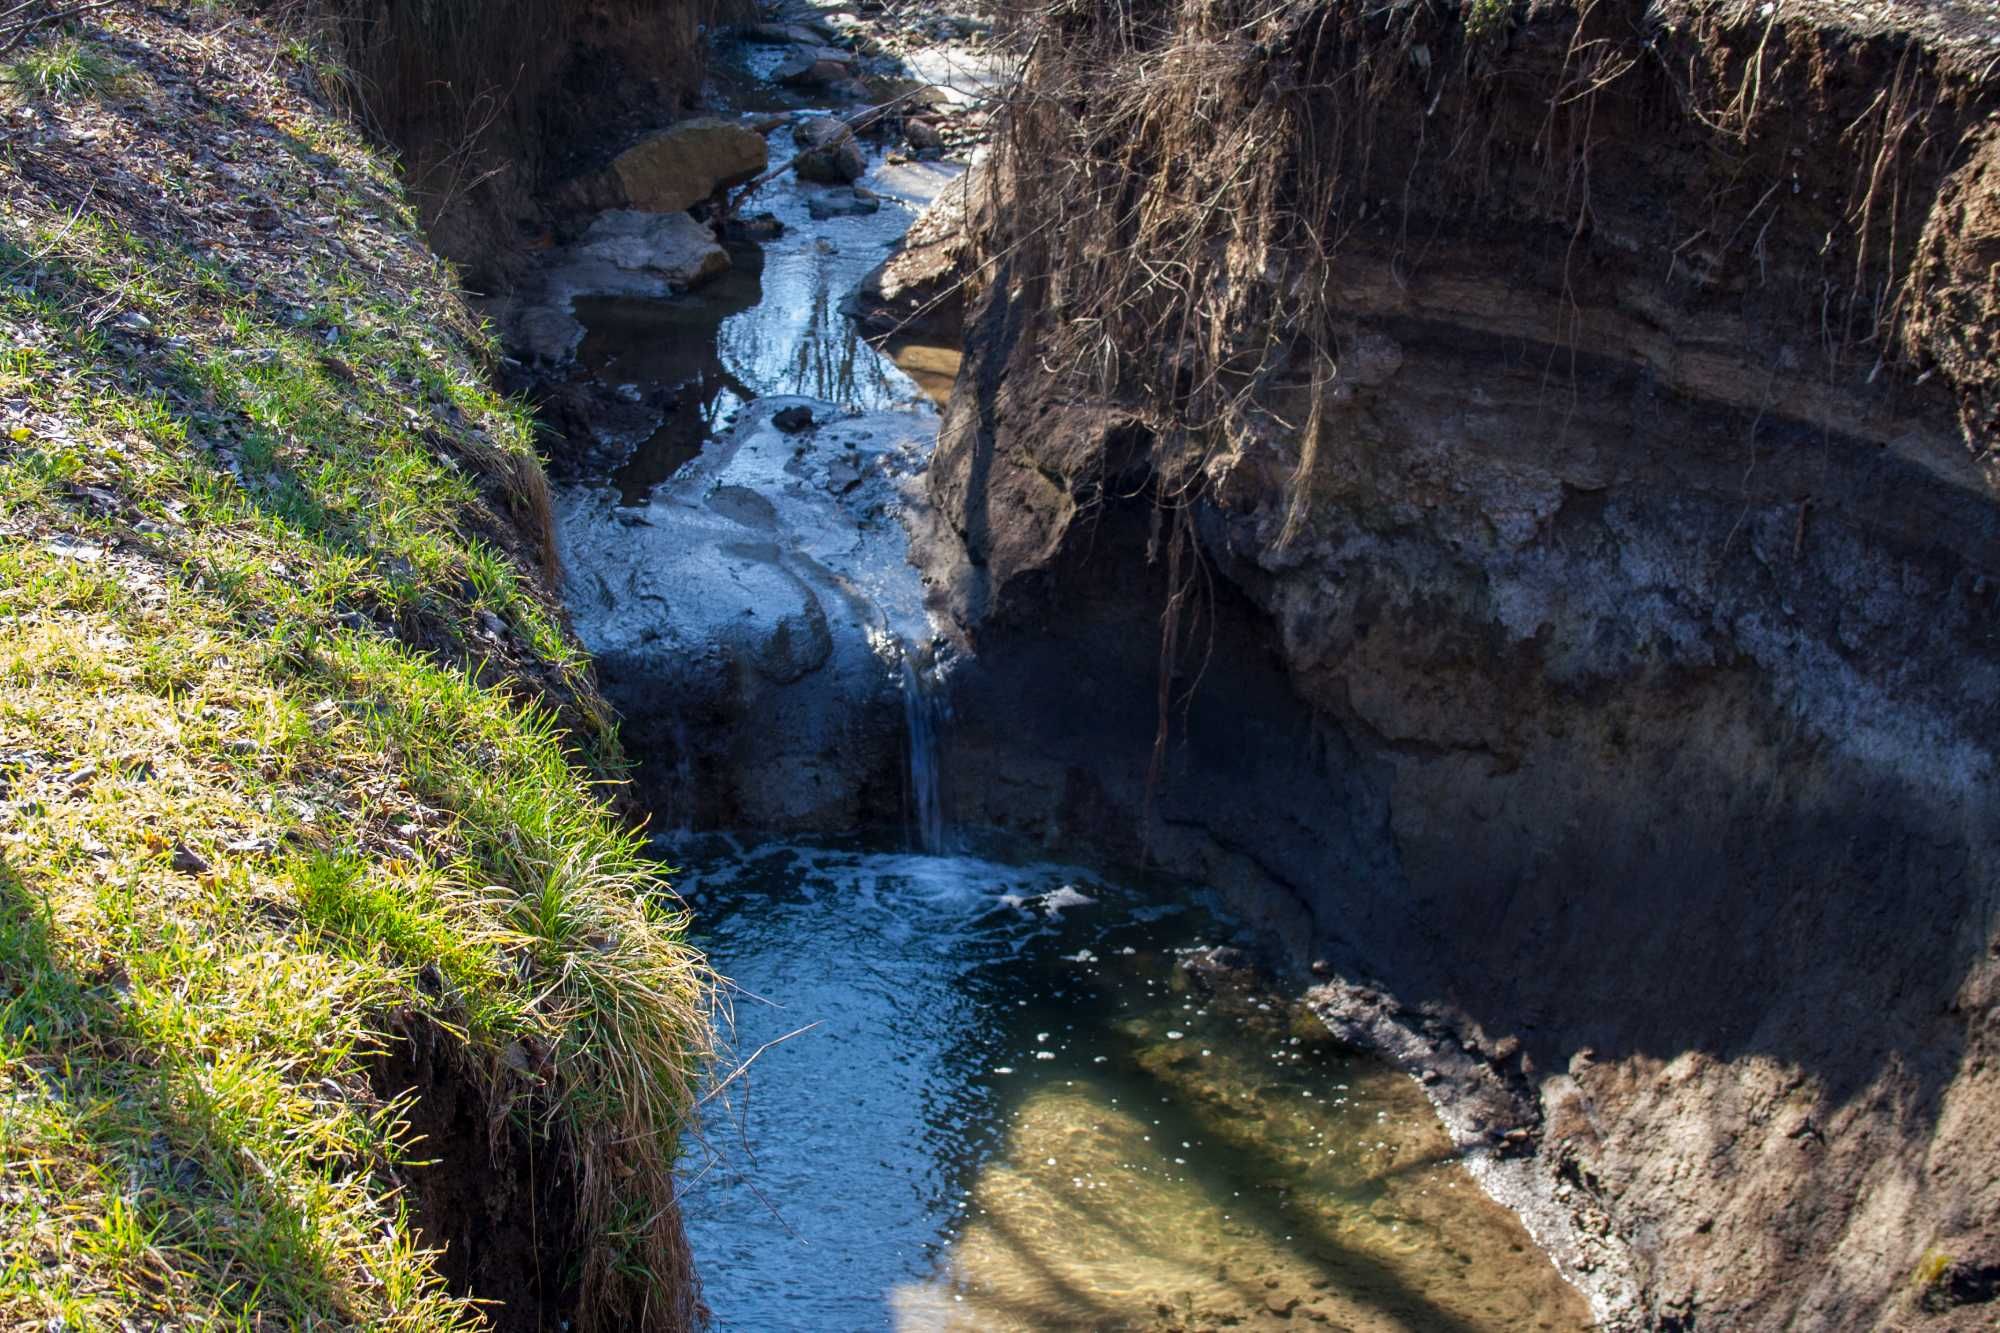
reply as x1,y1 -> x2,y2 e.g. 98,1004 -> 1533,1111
893,638 -> 951,854
660,706 -> 698,835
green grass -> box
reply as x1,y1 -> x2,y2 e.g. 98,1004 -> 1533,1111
0,5 -> 711,1328
3,36 -> 124,100
1462,0 -> 1510,42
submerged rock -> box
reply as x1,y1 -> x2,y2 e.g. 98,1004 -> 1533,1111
483,211 -> 727,366
724,211 -> 785,243
807,186 -> 882,220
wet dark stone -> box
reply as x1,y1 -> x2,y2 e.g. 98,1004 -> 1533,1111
773,405 -> 816,432
808,187 -> 882,220
725,211 -> 785,242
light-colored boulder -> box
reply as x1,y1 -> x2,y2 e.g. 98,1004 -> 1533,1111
486,211 -> 728,365
611,118 -> 769,214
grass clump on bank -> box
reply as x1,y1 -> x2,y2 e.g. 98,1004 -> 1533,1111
3,36 -> 123,99
0,5 -> 709,1329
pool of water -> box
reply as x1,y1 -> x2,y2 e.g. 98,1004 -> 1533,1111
672,838 -> 1593,1331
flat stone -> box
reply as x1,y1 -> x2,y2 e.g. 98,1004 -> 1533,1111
742,21 -> 820,43
573,211 -> 729,284
485,211 -> 727,365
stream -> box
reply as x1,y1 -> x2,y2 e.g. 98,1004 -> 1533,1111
672,838 -> 1593,1331
543,26 -> 1596,1331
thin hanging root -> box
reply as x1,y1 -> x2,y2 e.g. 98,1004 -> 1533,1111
1278,352 -> 1334,549
1142,501 -> 1203,854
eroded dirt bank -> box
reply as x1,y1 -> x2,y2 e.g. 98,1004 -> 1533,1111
917,0 -> 2000,1325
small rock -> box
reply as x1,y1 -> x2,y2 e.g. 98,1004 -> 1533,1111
807,186 -> 882,220
774,47 -> 855,89
773,405 -> 815,433
904,118 -> 944,151
113,311 -> 153,333
791,116 -> 866,183
170,844 -> 211,875
724,211 -> 785,243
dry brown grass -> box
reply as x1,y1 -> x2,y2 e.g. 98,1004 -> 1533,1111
985,0 -> 1994,511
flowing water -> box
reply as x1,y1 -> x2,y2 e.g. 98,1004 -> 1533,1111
558,68 -> 1592,1331
563,121 -> 964,840
672,838 -> 1595,1331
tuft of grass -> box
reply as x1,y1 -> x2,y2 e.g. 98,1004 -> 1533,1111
1463,0 -> 1510,43
1913,1246 -> 1953,1290
3,36 -> 124,100
0,3 -> 711,1329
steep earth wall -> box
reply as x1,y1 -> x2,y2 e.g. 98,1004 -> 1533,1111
306,0 -> 730,285
919,0 -> 2000,1325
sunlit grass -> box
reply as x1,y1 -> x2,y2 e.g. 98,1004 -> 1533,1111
0,4 -> 711,1327
3,36 -> 124,100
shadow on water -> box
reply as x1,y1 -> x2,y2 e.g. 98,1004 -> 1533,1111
674,841 -> 1592,1331
574,245 -> 767,504
941,991 -> 1504,1333
914,940 -> 1537,1331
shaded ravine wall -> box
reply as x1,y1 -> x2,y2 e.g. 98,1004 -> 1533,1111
304,0 -> 731,285
915,0 -> 2000,1325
